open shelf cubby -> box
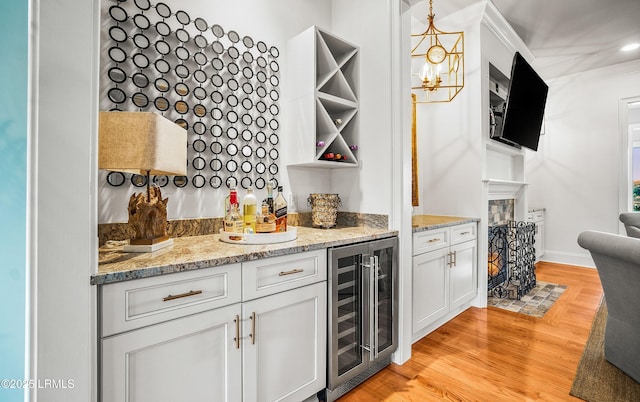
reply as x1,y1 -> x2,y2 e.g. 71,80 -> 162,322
287,26 -> 359,167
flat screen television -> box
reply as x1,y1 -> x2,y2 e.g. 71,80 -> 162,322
491,52 -> 548,151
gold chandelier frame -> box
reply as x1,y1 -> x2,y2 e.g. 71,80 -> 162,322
411,0 -> 464,103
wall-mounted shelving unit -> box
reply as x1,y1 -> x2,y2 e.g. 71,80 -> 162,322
485,62 -> 526,183
287,26 -> 359,167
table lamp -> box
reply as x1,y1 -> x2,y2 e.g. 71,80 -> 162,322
99,111 -> 187,252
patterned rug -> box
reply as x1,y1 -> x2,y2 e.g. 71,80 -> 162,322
488,281 -> 567,317
570,299 -> 640,401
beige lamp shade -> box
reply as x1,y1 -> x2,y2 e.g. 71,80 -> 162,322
99,111 -> 187,176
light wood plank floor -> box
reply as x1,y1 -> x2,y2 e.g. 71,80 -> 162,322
339,262 -> 603,401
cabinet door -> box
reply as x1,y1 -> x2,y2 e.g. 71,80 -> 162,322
412,248 -> 449,338
242,282 -> 326,402
102,304 -> 242,402
449,240 -> 478,309
534,221 -> 544,261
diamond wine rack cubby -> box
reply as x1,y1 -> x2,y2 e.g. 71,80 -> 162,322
287,26 -> 359,167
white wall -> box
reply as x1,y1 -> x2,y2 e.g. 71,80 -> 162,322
328,0 -> 395,216
526,59 -> 640,267
411,4 -> 485,219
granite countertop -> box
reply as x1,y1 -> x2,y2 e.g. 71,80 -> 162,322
93,226 -> 398,285
411,214 -> 480,233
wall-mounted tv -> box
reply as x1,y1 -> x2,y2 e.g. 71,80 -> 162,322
491,52 -> 548,152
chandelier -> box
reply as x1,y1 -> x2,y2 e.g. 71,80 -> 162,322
411,0 -> 464,103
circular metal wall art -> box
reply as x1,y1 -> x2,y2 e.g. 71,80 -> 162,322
103,6 -> 281,190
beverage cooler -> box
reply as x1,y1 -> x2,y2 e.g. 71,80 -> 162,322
320,236 -> 398,401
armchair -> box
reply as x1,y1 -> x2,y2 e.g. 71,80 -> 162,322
577,230 -> 640,382
619,212 -> 640,238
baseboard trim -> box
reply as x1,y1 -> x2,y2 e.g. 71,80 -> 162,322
539,250 -> 595,268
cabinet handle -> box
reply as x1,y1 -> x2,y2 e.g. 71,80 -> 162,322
460,231 -> 470,236
162,289 -> 202,302
233,315 -> 240,349
427,238 -> 441,243
452,250 -> 457,267
447,252 -> 453,267
278,268 -> 304,276
250,312 -> 256,345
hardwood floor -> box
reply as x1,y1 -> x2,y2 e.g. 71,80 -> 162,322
339,262 -> 604,401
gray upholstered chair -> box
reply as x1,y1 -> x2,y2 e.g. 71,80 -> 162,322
577,230 -> 640,382
619,212 -> 640,238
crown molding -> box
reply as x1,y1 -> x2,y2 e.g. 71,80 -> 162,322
481,0 -> 534,61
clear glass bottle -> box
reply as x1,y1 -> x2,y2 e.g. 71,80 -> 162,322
274,186 -> 287,232
224,188 -> 243,236
242,187 -> 257,233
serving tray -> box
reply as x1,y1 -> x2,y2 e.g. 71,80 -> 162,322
218,227 -> 297,244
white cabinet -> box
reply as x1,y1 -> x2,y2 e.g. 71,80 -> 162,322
242,282 -> 326,402
287,25 -> 359,167
527,209 -> 545,261
412,223 -> 477,342
241,250 -> 327,401
102,303 -> 242,402
100,250 -> 327,402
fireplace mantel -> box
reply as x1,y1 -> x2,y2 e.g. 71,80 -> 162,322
483,179 -> 528,199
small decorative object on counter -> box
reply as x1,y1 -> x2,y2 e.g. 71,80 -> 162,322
308,193 -> 341,228
316,140 -> 325,147
349,144 -> 358,151
224,187 -> 243,239
242,187 -> 257,233
274,186 -> 288,232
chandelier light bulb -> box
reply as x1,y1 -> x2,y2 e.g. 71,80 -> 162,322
418,60 -> 442,90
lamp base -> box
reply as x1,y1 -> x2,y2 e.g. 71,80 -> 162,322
124,238 -> 174,253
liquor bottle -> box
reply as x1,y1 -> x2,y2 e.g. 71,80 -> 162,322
274,186 -> 287,232
255,202 -> 276,233
224,187 -> 243,237
266,181 -> 274,214
242,187 -> 257,233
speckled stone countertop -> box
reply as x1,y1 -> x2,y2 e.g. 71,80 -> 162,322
93,226 -> 398,285
412,214 -> 480,233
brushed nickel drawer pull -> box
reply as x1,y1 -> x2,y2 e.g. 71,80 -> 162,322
460,231 -> 470,236
279,268 -> 304,276
250,312 -> 256,345
427,238 -> 441,243
234,315 -> 240,349
162,289 -> 202,302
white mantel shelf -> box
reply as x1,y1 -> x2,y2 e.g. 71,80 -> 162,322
483,179 -> 528,198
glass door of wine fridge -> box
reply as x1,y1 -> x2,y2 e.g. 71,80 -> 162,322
372,240 -> 397,359
328,244 -> 368,387
326,236 -> 398,398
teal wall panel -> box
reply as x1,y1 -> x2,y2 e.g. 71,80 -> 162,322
0,1 -> 28,401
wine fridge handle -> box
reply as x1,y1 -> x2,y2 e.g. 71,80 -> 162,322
373,254 -> 379,358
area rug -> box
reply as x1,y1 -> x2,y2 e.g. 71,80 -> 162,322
570,299 -> 640,401
487,281 -> 566,317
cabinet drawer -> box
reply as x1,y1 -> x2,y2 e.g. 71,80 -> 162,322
413,228 -> 449,255
101,264 -> 241,337
242,250 -> 326,301
450,223 -> 477,245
